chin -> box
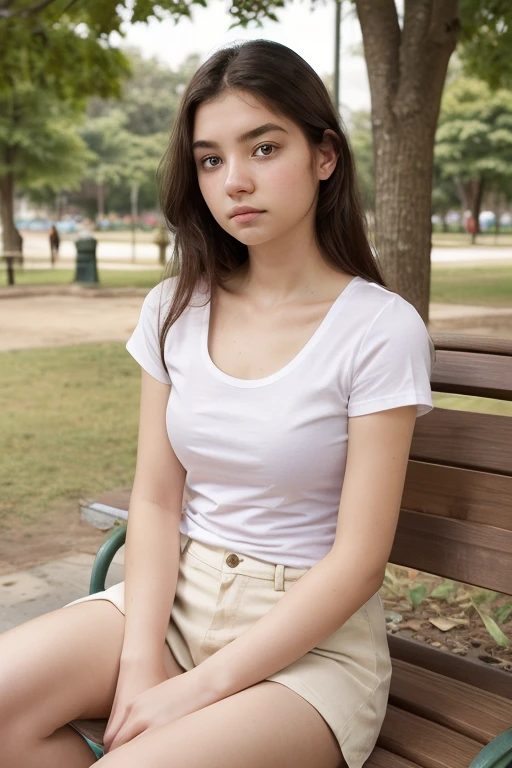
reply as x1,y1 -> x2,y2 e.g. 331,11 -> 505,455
228,230 -> 273,247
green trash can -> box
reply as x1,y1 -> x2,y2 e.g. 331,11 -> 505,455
74,234 -> 99,284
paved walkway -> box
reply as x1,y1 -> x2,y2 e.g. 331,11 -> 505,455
0,549 -> 124,633
1,286 -> 511,352
0,292 -> 146,350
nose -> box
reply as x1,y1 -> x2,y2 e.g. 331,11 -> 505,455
224,158 -> 255,197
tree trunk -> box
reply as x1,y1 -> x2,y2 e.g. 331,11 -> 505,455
355,0 -> 459,323
0,170 -> 23,254
470,176 -> 484,239
97,183 -> 105,219
494,194 -> 501,238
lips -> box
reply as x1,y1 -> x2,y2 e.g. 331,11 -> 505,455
229,206 -> 263,218
231,211 -> 263,223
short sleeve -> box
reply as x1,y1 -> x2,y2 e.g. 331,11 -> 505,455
347,295 -> 435,418
126,282 -> 172,385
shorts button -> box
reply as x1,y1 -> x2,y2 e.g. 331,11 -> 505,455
226,554 -> 240,568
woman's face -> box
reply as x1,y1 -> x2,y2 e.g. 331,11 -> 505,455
192,90 -> 337,247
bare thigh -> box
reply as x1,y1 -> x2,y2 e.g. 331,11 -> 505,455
98,681 -> 346,768
0,600 -> 178,740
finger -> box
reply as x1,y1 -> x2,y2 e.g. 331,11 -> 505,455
108,717 -> 144,753
104,707 -> 129,751
103,720 -> 119,751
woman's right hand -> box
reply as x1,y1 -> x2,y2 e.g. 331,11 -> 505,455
103,657 -> 169,753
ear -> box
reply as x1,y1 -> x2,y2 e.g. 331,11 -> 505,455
316,129 -> 339,181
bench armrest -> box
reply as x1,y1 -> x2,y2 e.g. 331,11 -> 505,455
89,524 -> 127,595
469,728 -> 512,768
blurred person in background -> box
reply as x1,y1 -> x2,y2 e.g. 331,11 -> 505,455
49,224 -> 60,266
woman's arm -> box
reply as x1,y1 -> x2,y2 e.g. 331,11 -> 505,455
192,405 -> 417,702
120,369 -> 186,666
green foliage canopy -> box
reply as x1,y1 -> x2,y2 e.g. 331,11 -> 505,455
458,0 -> 512,89
436,77 -> 512,186
0,85 -> 93,193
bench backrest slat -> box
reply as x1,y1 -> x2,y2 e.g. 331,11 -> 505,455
392,333 -> 512,598
390,509 -> 512,594
431,350 -> 512,400
403,461 -> 512,531
410,410 -> 512,475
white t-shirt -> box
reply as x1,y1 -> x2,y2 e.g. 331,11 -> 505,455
126,274 -> 435,568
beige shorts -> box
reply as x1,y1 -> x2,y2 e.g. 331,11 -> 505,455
65,533 -> 391,768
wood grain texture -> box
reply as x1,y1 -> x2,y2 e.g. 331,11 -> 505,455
430,334 -> 512,356
364,747 -> 423,767
430,350 -> 512,400
377,705 -> 483,768
410,409 -> 512,475
389,659 -> 512,742
402,462 -> 512,530
388,634 -> 512,701
390,508 -> 512,593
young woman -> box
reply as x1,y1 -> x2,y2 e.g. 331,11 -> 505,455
0,40 -> 435,768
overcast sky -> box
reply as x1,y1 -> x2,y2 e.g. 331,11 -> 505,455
117,0 -> 371,113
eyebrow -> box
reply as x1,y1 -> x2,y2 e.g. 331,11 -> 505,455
192,122 -> 288,151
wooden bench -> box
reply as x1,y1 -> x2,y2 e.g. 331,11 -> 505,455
77,332 -> 512,766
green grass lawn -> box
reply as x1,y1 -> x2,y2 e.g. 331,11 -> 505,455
0,343 -> 140,529
0,268 -> 164,290
2,262 -> 511,308
432,232 -> 512,248
430,263 -> 512,307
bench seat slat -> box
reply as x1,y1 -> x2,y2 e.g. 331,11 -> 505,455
378,705 -> 483,768
364,746 -> 423,767
389,659 -> 512,742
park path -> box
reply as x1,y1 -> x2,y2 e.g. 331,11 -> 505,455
1,290 -> 512,351
1,292 -> 145,351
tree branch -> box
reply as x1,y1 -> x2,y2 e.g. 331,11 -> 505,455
0,0 -> 59,19
395,0 -> 459,121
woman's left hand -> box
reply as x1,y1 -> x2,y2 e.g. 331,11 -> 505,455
106,668 -> 217,753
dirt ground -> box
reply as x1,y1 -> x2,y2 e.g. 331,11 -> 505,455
0,290 -> 146,351
1,288 -> 511,352
381,574 -> 512,674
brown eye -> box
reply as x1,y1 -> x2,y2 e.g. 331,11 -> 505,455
256,144 -> 275,157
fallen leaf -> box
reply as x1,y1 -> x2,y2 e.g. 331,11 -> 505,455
429,617 -> 468,632
405,620 -> 424,632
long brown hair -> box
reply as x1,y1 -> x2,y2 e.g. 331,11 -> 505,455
156,39 -> 386,368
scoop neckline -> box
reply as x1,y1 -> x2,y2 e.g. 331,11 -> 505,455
200,275 -> 364,388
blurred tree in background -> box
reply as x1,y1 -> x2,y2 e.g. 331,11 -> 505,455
348,109 -> 375,218
2,0 -> 512,316
73,50 -> 200,218
435,76 -> 512,242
